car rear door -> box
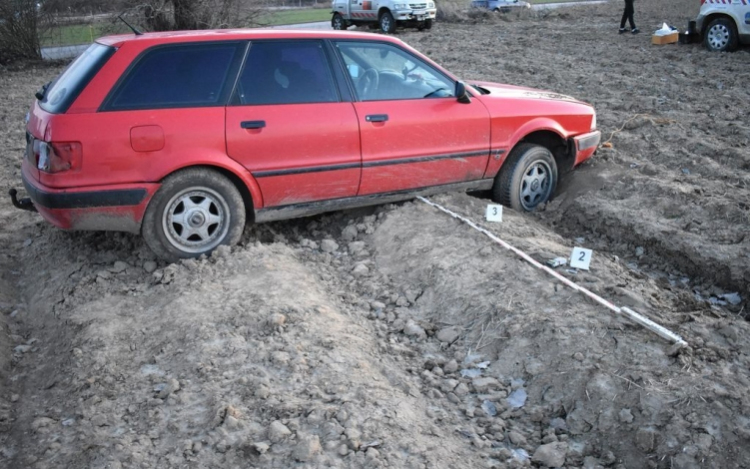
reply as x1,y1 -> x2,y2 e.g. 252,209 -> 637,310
225,40 -> 361,208
333,41 -> 491,196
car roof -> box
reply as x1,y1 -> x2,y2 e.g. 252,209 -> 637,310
96,29 -> 404,48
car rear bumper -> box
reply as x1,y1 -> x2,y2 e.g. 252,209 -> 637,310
20,170 -> 159,234
572,130 -> 600,166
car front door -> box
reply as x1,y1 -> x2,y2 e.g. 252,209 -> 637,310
333,41 -> 491,196
225,40 -> 361,208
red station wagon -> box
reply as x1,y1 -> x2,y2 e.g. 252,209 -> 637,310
11,29 -> 600,261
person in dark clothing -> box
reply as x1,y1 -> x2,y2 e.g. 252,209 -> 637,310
619,0 -> 640,34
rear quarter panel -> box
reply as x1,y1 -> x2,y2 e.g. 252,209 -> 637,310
39,39 -> 264,208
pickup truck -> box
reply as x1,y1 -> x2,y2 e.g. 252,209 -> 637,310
332,0 -> 437,33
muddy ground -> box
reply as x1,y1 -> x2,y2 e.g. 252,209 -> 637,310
1,0 -> 749,468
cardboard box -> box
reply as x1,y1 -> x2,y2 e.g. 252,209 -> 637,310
652,31 -> 679,45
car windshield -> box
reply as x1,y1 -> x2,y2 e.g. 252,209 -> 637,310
39,43 -> 115,114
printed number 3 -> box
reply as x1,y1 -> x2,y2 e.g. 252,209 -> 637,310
492,207 -> 498,216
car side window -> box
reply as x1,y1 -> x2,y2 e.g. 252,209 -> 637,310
335,42 -> 455,101
105,43 -> 240,111
236,41 -> 338,105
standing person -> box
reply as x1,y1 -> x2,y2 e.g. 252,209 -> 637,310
619,0 -> 640,34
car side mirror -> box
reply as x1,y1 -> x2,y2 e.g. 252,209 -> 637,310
455,81 -> 471,104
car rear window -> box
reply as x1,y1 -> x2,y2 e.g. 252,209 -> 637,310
39,43 -> 116,114
104,42 -> 242,111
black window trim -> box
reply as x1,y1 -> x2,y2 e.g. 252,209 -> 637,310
331,39 -> 458,103
228,38 -> 346,107
99,40 -> 248,112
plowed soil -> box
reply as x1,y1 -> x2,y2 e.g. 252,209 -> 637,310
1,1 -> 748,468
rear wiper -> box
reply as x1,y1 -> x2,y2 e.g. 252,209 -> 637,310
35,81 -> 51,101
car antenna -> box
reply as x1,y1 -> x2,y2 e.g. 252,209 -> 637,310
118,14 -> 143,36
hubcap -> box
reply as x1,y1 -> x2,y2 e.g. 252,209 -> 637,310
708,24 -> 729,49
520,161 -> 552,210
163,187 -> 230,254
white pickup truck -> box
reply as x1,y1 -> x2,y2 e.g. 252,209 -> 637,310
331,0 -> 437,33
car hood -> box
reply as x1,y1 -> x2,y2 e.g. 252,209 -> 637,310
469,81 -> 587,105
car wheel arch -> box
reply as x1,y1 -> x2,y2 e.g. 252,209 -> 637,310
702,14 -> 739,51
503,119 -> 571,172
154,163 -> 259,222
378,7 -> 392,18
701,13 -> 737,37
517,129 -> 573,174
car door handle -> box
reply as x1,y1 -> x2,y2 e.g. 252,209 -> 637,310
241,120 -> 266,129
365,114 -> 388,123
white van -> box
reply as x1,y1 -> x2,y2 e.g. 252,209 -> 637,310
696,0 -> 750,51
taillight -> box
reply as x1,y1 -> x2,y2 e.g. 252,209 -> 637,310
37,141 -> 82,173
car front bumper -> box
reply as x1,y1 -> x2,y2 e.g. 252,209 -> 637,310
19,166 -> 158,234
572,130 -> 601,166
395,9 -> 436,21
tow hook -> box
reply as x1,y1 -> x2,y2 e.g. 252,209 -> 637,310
9,188 -> 37,212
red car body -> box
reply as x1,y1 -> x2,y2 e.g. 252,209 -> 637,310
16,29 -> 599,259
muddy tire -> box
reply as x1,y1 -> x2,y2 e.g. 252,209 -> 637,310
331,13 -> 346,30
142,168 -> 245,261
418,19 -> 433,31
492,143 -> 558,212
379,11 -> 396,34
704,18 -> 738,52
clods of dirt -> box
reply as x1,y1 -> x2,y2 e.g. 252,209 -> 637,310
1,0 -> 749,467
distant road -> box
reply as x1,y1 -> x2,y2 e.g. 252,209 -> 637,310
41,44 -> 90,60
40,1 -> 607,60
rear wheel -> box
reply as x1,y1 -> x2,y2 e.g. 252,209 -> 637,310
492,144 -> 558,212
142,168 -> 246,261
379,11 -> 396,33
331,13 -> 346,30
704,18 -> 738,52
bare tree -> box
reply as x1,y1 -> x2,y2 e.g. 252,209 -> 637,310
124,0 -> 265,31
0,0 -> 42,63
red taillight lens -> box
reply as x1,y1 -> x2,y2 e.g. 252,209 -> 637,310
37,141 -> 82,173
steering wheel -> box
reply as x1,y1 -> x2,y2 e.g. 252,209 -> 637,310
358,68 -> 379,100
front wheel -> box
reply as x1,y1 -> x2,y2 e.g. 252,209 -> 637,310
417,19 -> 433,31
704,18 -> 738,52
379,11 -> 396,34
142,168 -> 246,261
331,13 -> 346,30
492,144 -> 558,212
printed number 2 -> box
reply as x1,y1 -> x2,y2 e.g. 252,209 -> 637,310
570,247 -> 593,270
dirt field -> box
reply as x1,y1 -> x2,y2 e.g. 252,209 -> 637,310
1,0 -> 749,468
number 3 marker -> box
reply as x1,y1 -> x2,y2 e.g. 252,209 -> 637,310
485,204 -> 503,223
